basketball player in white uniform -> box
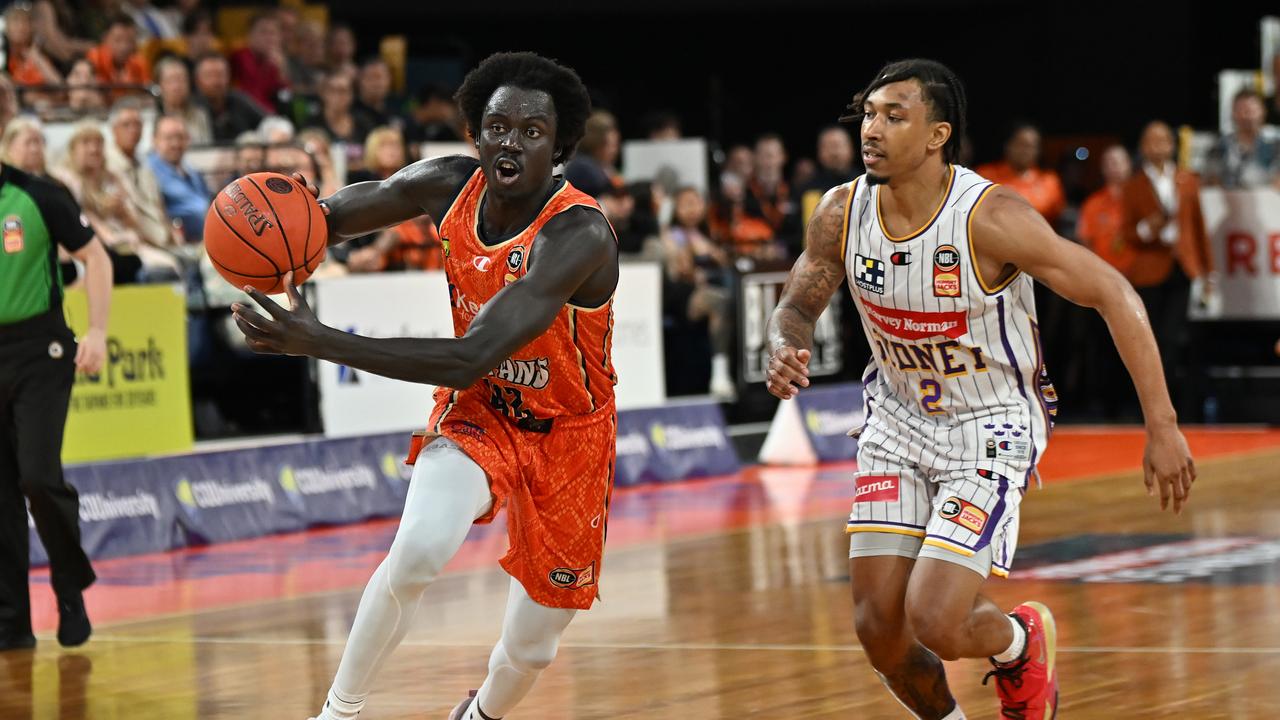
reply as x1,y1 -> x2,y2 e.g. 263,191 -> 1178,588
766,59 -> 1196,720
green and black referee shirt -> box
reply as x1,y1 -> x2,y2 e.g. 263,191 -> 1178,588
0,164 -> 95,327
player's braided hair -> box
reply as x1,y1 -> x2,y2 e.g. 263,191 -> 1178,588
455,52 -> 592,165
840,58 -> 968,164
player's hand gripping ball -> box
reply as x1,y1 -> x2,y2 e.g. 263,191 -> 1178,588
204,172 -> 327,293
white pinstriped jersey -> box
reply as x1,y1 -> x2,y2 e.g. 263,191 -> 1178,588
842,165 -> 1058,481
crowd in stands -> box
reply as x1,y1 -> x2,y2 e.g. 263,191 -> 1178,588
1,1 -> 1278,418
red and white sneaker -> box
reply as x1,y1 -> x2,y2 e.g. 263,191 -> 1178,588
983,601 -> 1059,719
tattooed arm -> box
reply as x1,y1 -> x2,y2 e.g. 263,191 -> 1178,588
765,184 -> 850,400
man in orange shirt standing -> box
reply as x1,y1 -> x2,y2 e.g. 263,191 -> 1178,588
1077,144 -> 1135,274
87,14 -> 151,94
976,122 -> 1066,226
1076,143 -> 1137,418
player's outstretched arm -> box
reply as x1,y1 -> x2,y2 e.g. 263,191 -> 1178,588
312,155 -> 479,247
970,187 -> 1196,514
232,206 -> 616,390
765,185 -> 849,400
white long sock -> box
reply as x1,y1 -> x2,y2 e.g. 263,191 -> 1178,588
469,578 -> 576,718
317,439 -> 493,720
941,706 -> 967,719
992,614 -> 1027,664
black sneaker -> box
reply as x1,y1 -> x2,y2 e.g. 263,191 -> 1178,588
57,592 -> 91,648
0,632 -> 35,651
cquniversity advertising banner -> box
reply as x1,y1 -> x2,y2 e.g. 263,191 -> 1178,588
61,284 -> 193,462
615,401 -> 738,487
33,433 -> 412,564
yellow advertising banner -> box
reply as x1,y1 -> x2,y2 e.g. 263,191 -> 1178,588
61,284 -> 193,463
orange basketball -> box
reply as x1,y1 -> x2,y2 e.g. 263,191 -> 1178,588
203,172 -> 327,293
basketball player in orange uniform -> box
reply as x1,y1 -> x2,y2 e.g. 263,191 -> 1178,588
231,52 -> 618,720
766,59 -> 1196,719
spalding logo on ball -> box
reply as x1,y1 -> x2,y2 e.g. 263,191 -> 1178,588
203,171 -> 328,294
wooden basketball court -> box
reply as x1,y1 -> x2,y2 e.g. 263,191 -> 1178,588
5,428 -> 1280,719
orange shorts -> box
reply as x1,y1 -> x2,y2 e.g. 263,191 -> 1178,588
406,391 -> 617,610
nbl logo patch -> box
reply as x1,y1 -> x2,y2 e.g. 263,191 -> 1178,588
507,245 -> 526,272
939,496 -> 988,534
854,254 -> 886,294
933,244 -> 961,298
549,562 -> 596,589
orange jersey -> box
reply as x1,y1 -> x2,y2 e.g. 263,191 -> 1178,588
432,168 -> 617,433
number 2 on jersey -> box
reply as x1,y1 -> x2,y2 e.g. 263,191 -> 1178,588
918,379 -> 944,415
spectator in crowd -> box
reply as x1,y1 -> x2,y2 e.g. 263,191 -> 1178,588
230,12 -> 289,114
341,127 -> 435,273
303,72 -> 374,161
565,110 -> 621,197
297,127 -> 340,197
147,114 -> 210,240
86,13 -> 150,94
744,133 -> 799,253
160,0 -> 200,35
799,125 -> 858,228
1074,143 -> 1138,420
65,56 -> 106,114
353,56 -> 401,130
403,82 -> 464,149
105,99 -> 172,250
1121,120 -> 1213,413
1077,144 -> 1135,274
0,75 -> 18,130
663,185 -> 733,397
273,6 -> 300,64
1204,88 -> 1280,189
155,56 -> 211,145
1,117 -> 48,175
598,182 -> 636,248
326,23 -> 358,80
710,170 -> 777,260
30,0 -> 95,70
177,10 -> 220,63
121,0 -> 177,41
976,121 -> 1066,226
53,120 -> 173,282
227,131 -> 266,186
4,4 -> 63,88
194,52 -> 267,142
258,115 -> 296,145
643,110 -> 682,140
286,19 -> 327,97
724,144 -> 753,180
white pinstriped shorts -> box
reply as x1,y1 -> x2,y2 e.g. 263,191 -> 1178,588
846,440 -> 1025,578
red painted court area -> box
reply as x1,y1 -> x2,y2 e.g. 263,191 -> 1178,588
29,427 -> 1280,633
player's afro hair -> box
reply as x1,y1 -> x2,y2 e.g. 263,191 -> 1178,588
840,58 -> 968,164
455,52 -> 592,165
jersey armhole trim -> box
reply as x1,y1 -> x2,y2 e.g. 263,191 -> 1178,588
966,183 -> 1022,295
838,176 -> 860,263
435,167 -> 482,230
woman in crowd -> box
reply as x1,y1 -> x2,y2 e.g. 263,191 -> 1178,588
52,121 -> 178,283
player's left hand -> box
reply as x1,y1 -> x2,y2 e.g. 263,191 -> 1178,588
231,273 -> 326,357
1142,423 -> 1196,515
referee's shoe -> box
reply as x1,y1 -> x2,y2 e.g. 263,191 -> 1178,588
57,591 -> 91,647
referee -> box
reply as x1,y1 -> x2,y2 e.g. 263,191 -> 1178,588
0,160 -> 112,650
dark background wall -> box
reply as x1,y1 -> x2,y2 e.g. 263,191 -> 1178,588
334,0 -> 1272,162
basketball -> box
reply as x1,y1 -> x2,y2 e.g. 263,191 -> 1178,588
203,172 -> 327,293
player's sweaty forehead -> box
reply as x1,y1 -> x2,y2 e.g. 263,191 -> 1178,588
483,86 -> 557,126
864,80 -> 929,116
